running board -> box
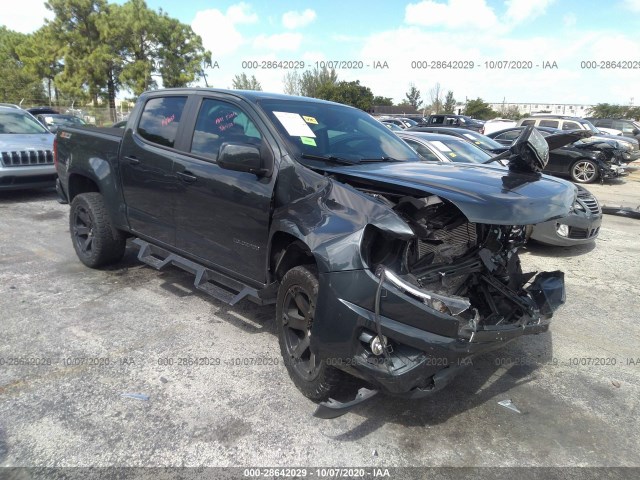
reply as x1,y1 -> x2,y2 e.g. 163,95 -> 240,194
132,238 -> 271,306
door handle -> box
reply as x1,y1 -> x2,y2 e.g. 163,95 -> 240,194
124,156 -> 140,165
177,171 -> 197,183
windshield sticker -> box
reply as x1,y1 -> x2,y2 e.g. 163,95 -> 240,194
431,141 -> 452,152
448,152 -> 457,158
273,111 -> 316,138
300,136 -> 317,146
302,115 -> 318,124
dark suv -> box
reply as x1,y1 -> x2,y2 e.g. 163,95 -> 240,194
586,118 -> 640,141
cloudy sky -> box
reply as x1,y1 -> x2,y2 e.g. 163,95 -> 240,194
3,0 -> 640,105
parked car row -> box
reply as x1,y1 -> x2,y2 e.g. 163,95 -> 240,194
395,130 -> 603,247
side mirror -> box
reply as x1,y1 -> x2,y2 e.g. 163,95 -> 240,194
632,128 -> 639,136
508,125 -> 550,173
218,142 -> 272,177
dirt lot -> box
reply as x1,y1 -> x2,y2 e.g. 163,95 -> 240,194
0,169 -> 639,473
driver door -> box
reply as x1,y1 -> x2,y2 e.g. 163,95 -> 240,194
172,96 -> 277,283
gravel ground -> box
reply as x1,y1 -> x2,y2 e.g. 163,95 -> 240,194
0,170 -> 639,473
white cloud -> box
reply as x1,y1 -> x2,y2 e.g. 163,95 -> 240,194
622,0 -> 640,12
563,13 -> 577,28
405,0 -> 498,30
357,25 -> 638,105
504,0 -> 555,24
192,3 -> 258,57
282,9 -> 317,29
252,33 -> 303,52
0,0 -> 53,33
226,2 -> 259,24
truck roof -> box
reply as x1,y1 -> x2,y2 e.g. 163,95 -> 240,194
142,87 -> 347,107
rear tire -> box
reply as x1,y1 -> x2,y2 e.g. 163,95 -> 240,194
276,265 -> 347,401
70,192 -> 126,268
570,159 -> 599,184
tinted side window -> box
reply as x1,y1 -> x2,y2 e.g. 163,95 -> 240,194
562,121 -> 580,130
521,119 -> 535,126
190,98 -> 262,161
594,119 -> 612,128
137,96 -> 187,148
404,138 -> 440,161
496,130 -> 521,142
539,120 -> 559,128
430,116 -> 444,124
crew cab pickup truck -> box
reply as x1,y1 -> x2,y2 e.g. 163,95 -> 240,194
55,88 -> 575,417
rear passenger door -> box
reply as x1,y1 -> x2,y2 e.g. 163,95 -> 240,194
120,95 -> 187,246
171,95 -> 277,283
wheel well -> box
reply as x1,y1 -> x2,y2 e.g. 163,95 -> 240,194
270,232 -> 315,281
68,174 -> 99,201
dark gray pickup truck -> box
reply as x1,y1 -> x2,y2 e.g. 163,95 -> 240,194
55,88 -> 575,417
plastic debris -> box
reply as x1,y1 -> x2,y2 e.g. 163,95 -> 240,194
120,393 -> 150,401
497,399 -> 522,414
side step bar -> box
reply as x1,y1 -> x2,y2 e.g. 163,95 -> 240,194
132,238 -> 274,306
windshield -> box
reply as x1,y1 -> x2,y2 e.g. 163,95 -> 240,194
0,110 -> 49,134
257,99 -> 420,164
458,131 -> 504,150
427,137 -> 493,163
45,115 -> 86,126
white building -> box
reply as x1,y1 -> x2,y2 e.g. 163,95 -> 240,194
488,102 -> 594,117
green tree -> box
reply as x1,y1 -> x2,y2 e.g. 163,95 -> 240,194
315,80 -> 374,111
464,98 -> 497,120
40,0 -> 210,120
0,26 -> 47,104
587,103 -> 640,119
405,83 -> 422,110
282,71 -> 301,95
299,66 -> 337,97
232,73 -> 262,90
155,11 -> 210,88
443,91 -> 456,114
373,95 -> 393,106
428,82 -> 443,113
15,26 -> 63,104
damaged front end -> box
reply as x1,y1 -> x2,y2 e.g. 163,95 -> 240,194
313,191 -> 565,400
364,195 -> 565,338
574,141 -> 627,181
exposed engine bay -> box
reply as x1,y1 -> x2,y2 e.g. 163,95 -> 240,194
357,186 -> 562,337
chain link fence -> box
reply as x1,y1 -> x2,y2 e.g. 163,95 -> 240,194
4,100 -> 134,126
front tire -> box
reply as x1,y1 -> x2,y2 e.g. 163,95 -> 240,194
276,265 -> 347,401
570,159 -> 599,184
70,193 -> 126,268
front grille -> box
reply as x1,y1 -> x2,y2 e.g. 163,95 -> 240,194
577,191 -> 601,215
568,226 -> 599,239
418,222 -> 477,262
1,150 -> 54,167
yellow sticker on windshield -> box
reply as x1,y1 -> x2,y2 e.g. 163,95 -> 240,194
449,152 -> 457,157
300,136 -> 317,146
303,116 -> 318,124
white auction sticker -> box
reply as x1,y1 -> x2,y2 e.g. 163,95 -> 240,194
273,111 -> 316,138
431,141 -> 452,152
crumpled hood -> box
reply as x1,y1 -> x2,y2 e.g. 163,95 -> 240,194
0,133 -> 54,151
323,161 -> 576,225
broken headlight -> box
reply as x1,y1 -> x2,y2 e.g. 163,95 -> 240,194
375,266 -> 471,316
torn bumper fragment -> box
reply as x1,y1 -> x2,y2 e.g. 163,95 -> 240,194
312,267 -> 565,398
